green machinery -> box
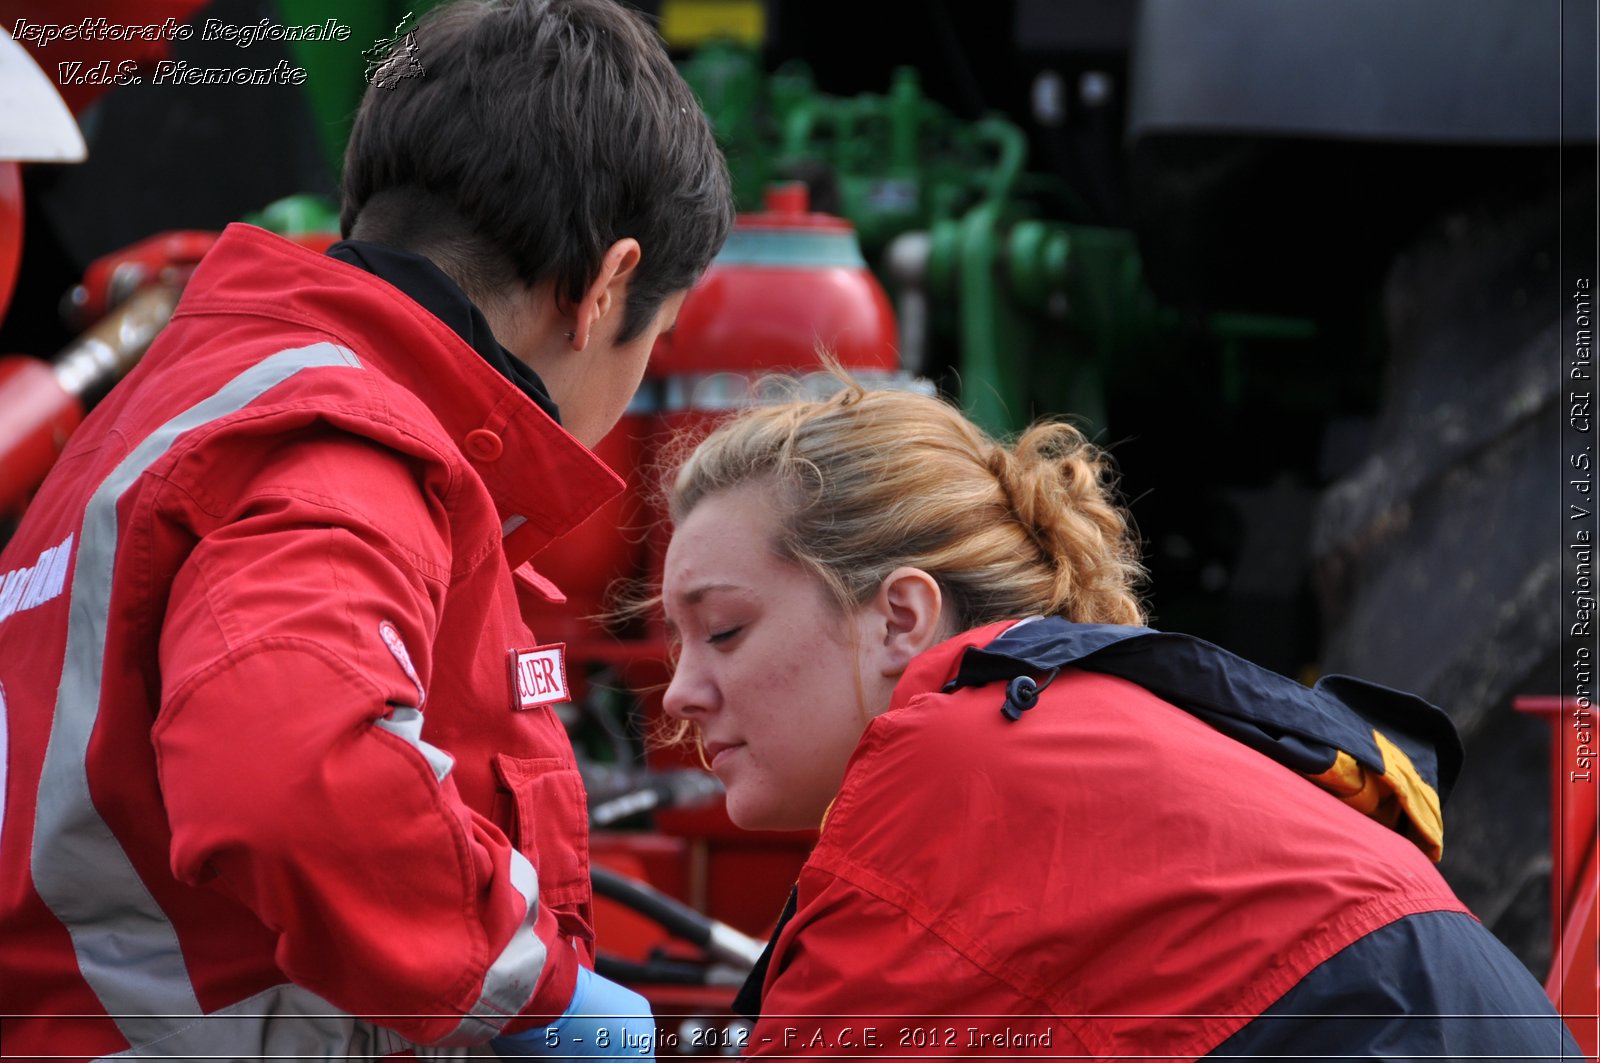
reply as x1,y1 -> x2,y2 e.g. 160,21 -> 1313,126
680,42 -> 1318,438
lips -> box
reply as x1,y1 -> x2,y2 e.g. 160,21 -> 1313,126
703,740 -> 744,769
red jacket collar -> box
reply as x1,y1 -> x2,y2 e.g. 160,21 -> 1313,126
887,619 -> 1020,713
177,224 -> 623,567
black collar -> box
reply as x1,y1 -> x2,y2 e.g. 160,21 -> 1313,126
326,239 -> 561,423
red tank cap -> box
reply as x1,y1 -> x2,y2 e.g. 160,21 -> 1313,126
763,182 -> 809,214
740,181 -> 852,232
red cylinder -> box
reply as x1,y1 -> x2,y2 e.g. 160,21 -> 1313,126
643,183 -> 902,593
651,182 -> 899,380
0,356 -> 85,514
77,231 -> 216,323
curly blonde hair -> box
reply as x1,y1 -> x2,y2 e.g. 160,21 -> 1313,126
668,377 -> 1146,629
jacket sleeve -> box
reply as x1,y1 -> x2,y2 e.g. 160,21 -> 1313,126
744,867 -> 1084,1057
150,427 -> 578,1045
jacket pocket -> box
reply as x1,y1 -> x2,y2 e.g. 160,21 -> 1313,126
492,753 -> 594,943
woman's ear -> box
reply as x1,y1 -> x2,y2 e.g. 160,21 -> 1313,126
870,566 -> 946,679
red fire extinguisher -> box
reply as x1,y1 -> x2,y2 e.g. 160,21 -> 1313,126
0,284 -> 180,514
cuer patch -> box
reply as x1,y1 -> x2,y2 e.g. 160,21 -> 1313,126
509,644 -> 570,709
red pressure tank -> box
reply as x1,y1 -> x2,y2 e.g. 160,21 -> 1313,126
644,181 -> 902,575
650,180 -> 899,414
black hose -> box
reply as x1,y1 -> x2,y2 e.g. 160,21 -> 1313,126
594,952 -> 714,987
591,862 -> 714,949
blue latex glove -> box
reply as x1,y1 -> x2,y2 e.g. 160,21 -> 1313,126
490,966 -> 657,1060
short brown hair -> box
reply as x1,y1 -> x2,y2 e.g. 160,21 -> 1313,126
342,0 -> 733,340
669,379 -> 1147,630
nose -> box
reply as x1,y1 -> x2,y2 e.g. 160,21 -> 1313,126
662,651 -> 715,721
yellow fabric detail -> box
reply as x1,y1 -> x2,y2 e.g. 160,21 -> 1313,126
661,0 -> 766,47
1310,749 -> 1381,812
1373,729 -> 1445,862
1306,734 -> 1445,863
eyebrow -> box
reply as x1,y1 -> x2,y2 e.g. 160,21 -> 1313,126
680,582 -> 743,604
661,582 -> 746,641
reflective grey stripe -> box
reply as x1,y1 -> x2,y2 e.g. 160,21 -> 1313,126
375,706 -> 456,782
33,343 -> 366,1050
437,848 -> 547,1045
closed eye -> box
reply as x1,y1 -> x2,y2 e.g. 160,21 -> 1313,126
707,626 -> 742,645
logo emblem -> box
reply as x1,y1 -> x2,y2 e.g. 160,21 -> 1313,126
511,644 -> 570,709
378,620 -> 426,706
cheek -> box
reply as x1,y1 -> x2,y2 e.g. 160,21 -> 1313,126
758,640 -> 864,759
721,624 -> 866,829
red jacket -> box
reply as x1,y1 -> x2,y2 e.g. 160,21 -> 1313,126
0,225 -> 621,1058
743,620 -> 1473,1059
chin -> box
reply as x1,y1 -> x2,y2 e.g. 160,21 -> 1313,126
726,793 -> 819,833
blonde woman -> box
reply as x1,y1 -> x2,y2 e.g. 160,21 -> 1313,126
660,380 -> 1576,1059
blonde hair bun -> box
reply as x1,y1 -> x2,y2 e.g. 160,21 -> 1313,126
989,422 -> 1145,625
